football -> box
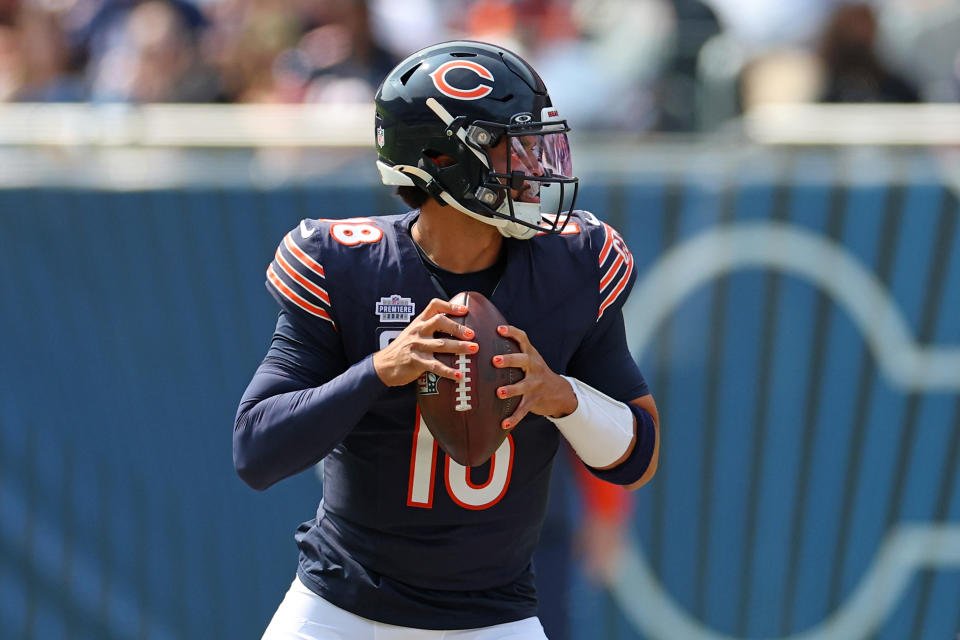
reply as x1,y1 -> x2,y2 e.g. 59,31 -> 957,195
416,291 -> 523,467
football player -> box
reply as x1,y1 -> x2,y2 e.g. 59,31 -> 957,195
234,40 -> 660,640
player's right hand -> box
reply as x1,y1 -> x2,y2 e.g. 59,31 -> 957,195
373,298 -> 479,387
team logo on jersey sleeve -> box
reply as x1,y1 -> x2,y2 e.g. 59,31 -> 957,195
375,294 -> 416,322
429,61 -> 494,100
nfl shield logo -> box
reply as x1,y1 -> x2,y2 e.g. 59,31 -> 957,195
375,294 -> 415,323
376,126 -> 385,148
417,372 -> 439,396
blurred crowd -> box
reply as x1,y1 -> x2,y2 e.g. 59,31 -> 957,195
1,0 -> 959,131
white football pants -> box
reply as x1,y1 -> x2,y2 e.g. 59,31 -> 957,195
262,576 -> 549,640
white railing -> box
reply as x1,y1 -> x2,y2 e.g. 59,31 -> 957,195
0,103 -> 376,147
743,103 -> 960,146
2,102 -> 960,148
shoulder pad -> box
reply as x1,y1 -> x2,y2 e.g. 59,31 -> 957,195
532,211 -> 635,320
266,219 -> 337,328
265,217 -> 390,328
563,212 -> 635,321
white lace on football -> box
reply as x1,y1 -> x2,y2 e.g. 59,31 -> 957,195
454,353 -> 473,412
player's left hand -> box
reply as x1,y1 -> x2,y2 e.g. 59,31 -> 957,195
492,324 -> 577,430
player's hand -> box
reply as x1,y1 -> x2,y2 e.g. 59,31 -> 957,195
492,325 -> 577,429
373,298 -> 479,387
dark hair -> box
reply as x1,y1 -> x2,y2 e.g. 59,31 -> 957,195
818,3 -> 877,70
396,186 -> 430,208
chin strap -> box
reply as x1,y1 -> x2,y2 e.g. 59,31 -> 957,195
440,191 -> 540,240
377,160 -> 540,240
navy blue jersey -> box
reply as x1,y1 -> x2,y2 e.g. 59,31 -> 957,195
244,210 -> 647,629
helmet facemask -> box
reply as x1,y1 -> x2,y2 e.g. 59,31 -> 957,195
466,112 -> 579,238
424,98 -> 579,240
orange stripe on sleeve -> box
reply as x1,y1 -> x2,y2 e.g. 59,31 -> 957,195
599,253 -> 626,291
267,265 -> 335,327
275,248 -> 331,305
283,234 -> 326,279
597,255 -> 634,320
597,223 -> 615,264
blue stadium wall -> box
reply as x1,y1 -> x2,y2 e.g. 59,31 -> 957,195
1,153 -> 958,639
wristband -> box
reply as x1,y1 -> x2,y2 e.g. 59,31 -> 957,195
588,403 -> 657,485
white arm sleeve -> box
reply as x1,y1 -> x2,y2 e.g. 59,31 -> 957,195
546,376 -> 635,468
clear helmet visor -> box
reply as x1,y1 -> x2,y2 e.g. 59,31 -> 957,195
507,132 -> 573,200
